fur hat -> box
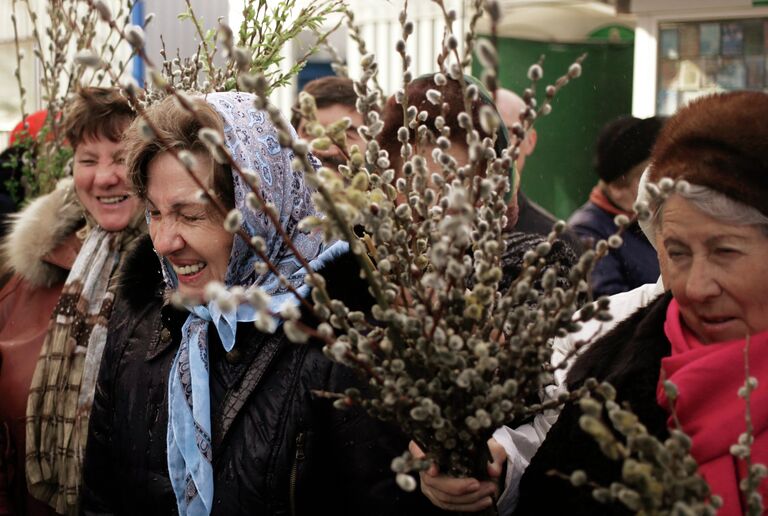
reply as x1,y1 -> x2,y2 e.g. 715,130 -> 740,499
595,115 -> 664,183
649,91 -> 768,216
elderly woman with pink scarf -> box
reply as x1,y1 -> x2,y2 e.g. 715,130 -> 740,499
421,91 -> 768,515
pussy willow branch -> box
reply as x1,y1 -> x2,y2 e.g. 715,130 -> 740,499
183,0 -> 215,77
432,0 -> 485,205
488,3 -> 499,102
461,0 -> 485,67
63,6 -> 131,89
292,148 -> 390,310
93,1 -> 134,87
343,6 -> 385,103
398,0 -> 411,160
35,0 -> 68,145
531,53 -> 587,125
11,1 -> 28,127
740,336 -> 763,515
22,0 -> 51,98
293,319 -> 386,383
524,383 -> 591,417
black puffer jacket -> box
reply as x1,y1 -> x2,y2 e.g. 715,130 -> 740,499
81,236 -> 445,516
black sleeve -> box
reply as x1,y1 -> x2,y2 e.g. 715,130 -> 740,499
80,300 -> 134,515
315,360 -> 449,516
514,402 -> 630,516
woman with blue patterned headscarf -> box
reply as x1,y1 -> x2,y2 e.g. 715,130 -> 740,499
80,92 -> 444,515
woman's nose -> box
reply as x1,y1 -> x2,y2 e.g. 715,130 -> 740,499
93,163 -> 123,188
151,220 -> 184,256
685,258 -> 721,302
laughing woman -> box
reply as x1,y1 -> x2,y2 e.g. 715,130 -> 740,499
0,88 -> 142,515
81,92 -> 442,515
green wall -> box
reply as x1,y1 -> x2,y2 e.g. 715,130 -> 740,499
474,37 -> 634,219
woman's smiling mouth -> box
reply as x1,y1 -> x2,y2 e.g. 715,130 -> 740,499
97,195 -> 130,205
171,261 -> 208,278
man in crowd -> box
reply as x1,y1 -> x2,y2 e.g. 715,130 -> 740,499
495,88 -> 581,250
291,76 -> 366,171
568,115 -> 664,297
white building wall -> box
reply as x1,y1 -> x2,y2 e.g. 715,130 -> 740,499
144,0 -> 228,71
345,0 -> 471,96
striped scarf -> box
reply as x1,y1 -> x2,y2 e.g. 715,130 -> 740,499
25,222 -> 141,515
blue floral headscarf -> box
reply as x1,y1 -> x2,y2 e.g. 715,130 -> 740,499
161,92 -> 347,515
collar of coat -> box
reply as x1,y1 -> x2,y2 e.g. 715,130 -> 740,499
119,235 -> 376,451
2,178 -> 85,288
567,291 -> 673,436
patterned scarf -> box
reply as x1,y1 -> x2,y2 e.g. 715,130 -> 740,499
25,216 -> 143,515
164,92 -> 345,515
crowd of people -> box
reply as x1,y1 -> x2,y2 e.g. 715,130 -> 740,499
0,70 -> 767,516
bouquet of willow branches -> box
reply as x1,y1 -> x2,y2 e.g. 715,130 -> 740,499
291,0 -> 600,485
95,0 -> 623,504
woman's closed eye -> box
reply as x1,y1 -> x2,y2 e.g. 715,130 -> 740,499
713,247 -> 743,257
179,211 -> 205,223
667,247 -> 692,263
666,247 -> 689,259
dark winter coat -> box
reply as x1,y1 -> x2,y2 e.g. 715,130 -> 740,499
568,200 -> 659,297
81,236 -> 445,516
498,230 -> 577,293
514,292 -> 671,515
516,192 -> 582,254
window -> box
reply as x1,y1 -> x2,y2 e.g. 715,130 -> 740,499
657,18 -> 768,115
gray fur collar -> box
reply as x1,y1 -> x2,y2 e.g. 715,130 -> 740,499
2,178 -> 84,288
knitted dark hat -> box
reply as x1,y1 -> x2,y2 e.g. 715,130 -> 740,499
649,91 -> 768,217
594,115 -> 665,183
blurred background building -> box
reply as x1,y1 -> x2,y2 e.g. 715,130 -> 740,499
1,0 -> 767,217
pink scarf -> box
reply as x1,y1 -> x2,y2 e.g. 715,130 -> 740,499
657,299 -> 768,514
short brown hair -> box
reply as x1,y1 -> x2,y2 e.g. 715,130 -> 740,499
291,76 -> 358,128
378,75 -> 496,168
123,95 -> 235,211
63,87 -> 134,148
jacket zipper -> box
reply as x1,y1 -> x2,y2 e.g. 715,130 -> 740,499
289,432 -> 306,516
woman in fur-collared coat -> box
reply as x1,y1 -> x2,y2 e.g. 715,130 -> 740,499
0,88 -> 143,516
0,179 -> 82,516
